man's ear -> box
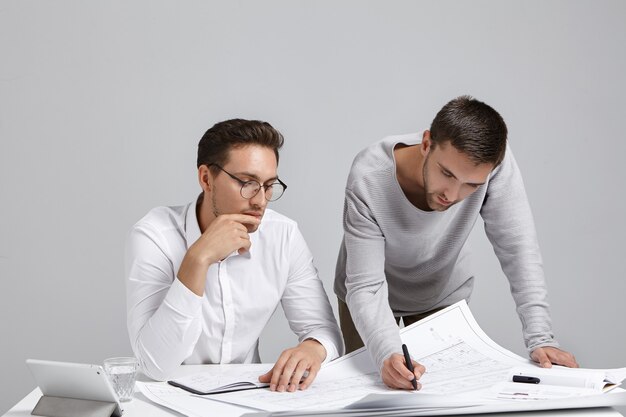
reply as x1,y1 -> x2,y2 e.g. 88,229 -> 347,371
421,130 -> 432,157
198,165 -> 212,192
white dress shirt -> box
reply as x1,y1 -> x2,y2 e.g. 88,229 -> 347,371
126,198 -> 343,381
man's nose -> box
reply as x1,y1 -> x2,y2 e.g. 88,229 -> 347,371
250,187 -> 268,207
444,182 -> 461,202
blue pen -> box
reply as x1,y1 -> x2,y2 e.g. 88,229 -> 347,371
402,344 -> 418,390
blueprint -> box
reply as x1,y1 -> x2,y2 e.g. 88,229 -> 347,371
210,301 -> 528,411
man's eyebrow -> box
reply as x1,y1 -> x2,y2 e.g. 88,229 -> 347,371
235,171 -> 278,183
437,163 -> 458,179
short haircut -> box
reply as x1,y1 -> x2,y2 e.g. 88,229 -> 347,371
429,96 -> 508,166
197,119 -> 285,172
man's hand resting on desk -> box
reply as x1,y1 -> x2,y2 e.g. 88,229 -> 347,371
381,353 -> 426,390
258,339 -> 326,392
531,347 -> 579,368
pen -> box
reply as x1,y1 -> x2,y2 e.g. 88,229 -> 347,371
513,375 -> 541,384
402,343 -> 418,390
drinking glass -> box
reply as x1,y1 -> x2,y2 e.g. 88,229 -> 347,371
103,357 -> 139,402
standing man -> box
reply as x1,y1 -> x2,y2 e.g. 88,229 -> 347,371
334,96 -> 578,390
127,119 -> 343,392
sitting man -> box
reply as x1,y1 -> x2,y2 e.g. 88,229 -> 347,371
126,119 -> 343,392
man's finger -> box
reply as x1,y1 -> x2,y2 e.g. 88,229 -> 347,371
276,355 -> 299,392
392,356 -> 416,381
532,348 -> 552,368
384,363 -> 414,390
269,355 -> 289,391
288,361 -> 309,392
224,213 -> 262,226
237,236 -> 253,254
413,360 -> 426,378
258,368 -> 273,383
548,350 -> 578,368
299,366 -> 319,390
392,369 -> 416,390
563,354 -> 579,368
278,366 -> 297,392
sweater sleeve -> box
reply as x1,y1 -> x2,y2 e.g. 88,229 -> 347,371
480,146 -> 560,354
343,187 -> 403,372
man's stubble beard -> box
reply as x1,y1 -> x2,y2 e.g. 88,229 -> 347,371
211,187 -> 221,218
422,156 -> 456,212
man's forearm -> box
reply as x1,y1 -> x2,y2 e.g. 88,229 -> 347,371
130,279 -> 203,380
346,283 -> 402,372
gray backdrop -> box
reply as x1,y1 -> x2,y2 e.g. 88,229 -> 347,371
1,0 -> 625,414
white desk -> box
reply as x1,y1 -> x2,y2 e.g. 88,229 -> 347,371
3,364 -> 251,417
3,365 -> 624,417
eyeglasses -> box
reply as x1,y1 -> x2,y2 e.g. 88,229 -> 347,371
209,164 -> 287,202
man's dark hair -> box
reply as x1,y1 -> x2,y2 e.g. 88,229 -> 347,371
197,119 -> 285,171
429,96 -> 508,166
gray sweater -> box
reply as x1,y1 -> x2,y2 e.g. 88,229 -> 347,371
334,132 -> 559,371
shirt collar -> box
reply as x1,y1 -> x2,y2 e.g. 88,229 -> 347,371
184,195 -> 202,250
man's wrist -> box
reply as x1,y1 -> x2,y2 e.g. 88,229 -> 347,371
186,243 -> 219,267
177,249 -> 214,296
302,338 -> 326,362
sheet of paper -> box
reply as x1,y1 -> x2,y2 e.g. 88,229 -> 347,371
243,389 -> 626,417
212,371 -> 384,412
489,381 -> 601,400
340,388 -> 626,417
137,382 -> 204,417
138,381 -> 267,417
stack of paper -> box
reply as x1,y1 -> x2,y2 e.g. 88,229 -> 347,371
138,301 -> 626,417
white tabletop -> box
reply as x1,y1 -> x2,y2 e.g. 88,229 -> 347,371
4,388 -> 623,417
4,364 -> 624,417
4,364 -> 253,417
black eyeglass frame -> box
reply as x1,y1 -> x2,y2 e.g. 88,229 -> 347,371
209,164 -> 287,202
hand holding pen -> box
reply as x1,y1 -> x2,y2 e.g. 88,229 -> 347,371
380,344 -> 425,390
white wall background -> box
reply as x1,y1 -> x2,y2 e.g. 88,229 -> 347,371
2,0 -> 626,414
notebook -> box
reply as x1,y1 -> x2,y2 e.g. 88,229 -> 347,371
168,371 -> 269,395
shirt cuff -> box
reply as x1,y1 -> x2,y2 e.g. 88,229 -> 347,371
305,336 -> 339,365
527,340 -> 561,356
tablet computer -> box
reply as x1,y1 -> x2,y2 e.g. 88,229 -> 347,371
26,359 -> 124,416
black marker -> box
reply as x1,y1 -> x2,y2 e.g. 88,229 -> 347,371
401,344 -> 418,390
513,375 -> 541,384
